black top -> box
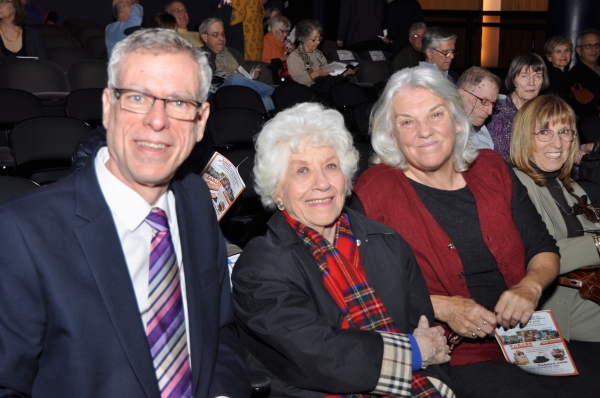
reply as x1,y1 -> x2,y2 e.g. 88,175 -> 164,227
348,163 -> 559,309
0,26 -> 27,58
544,63 -> 571,102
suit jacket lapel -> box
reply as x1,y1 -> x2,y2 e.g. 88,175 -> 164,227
73,161 -> 160,398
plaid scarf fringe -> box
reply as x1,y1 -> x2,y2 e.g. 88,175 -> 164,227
284,211 -> 442,398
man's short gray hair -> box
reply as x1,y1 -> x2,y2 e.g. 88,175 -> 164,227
576,28 -> 600,46
457,66 -> 501,91
370,67 -> 477,172
421,26 -> 457,56
198,17 -> 223,35
108,28 -> 212,103
254,102 -> 359,210
409,22 -> 427,37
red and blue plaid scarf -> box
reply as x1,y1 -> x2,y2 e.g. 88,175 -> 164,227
284,211 -> 442,398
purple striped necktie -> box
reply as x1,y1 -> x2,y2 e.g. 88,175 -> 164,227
145,208 -> 193,398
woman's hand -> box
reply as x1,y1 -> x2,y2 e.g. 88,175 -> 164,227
413,315 -> 450,366
252,67 -> 261,80
310,68 -> 333,80
495,252 -> 559,329
431,295 -> 497,338
342,68 -> 356,77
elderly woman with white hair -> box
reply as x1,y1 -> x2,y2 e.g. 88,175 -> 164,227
232,102 -> 454,397
352,67 -> 574,396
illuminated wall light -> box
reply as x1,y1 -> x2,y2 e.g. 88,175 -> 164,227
481,0 -> 501,67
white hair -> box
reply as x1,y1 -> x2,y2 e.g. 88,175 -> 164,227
254,103 -> 359,210
108,28 -> 212,103
370,66 -> 478,172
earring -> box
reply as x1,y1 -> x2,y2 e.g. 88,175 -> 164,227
276,201 -> 284,211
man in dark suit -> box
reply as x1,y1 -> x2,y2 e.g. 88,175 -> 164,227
568,28 -> 600,121
0,28 -> 250,397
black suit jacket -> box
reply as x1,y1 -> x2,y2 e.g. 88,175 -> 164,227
232,208 -> 450,397
0,152 -> 250,397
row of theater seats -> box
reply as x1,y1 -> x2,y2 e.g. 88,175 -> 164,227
32,18 -> 107,59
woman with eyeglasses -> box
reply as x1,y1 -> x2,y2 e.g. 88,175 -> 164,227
487,53 -> 549,160
287,19 -> 355,88
510,94 -> 600,344
0,0 -> 45,60
261,14 -> 291,63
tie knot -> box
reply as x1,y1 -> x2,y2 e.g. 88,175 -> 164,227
145,207 -> 169,232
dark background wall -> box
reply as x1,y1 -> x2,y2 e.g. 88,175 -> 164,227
36,0 -> 218,31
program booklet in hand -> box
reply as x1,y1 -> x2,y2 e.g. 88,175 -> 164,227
494,310 -> 578,376
200,152 -> 246,221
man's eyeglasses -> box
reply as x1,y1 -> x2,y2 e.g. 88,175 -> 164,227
206,32 -> 226,39
308,36 -> 322,43
533,128 -> 576,142
277,29 -> 290,34
462,89 -> 496,107
578,42 -> 600,50
432,48 -> 459,58
114,88 -> 201,121
170,7 -> 187,14
412,34 -> 423,39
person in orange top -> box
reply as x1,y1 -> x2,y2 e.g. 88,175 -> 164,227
231,0 -> 264,61
262,14 -> 290,63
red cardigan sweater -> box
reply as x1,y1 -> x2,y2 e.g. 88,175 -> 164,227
354,149 -> 527,366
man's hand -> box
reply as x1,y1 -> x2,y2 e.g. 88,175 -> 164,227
206,179 -> 219,199
252,67 -> 261,80
413,315 -> 450,366
431,295 -> 496,338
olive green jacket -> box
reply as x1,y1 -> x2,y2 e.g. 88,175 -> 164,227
514,168 -> 600,342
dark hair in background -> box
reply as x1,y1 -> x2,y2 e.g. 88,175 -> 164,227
151,11 -> 177,29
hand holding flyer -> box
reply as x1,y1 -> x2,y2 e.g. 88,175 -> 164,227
494,310 -> 578,376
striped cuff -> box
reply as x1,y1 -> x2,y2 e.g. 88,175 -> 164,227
372,332 -> 412,397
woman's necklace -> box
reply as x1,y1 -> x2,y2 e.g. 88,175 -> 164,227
0,21 -> 21,43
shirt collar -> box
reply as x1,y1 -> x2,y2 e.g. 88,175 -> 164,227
94,146 -> 173,231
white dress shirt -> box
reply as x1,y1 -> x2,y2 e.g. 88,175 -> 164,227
94,147 -> 191,352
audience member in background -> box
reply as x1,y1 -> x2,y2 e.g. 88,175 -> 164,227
150,11 -> 176,30
568,29 -> 600,122
233,102 -> 454,397
230,0 -> 264,61
261,14 -> 290,63
544,35 -> 573,101
419,26 -> 459,83
385,0 -> 424,60
351,67 -> 595,397
511,95 -> 600,344
392,22 -> 426,72
262,6 -> 279,33
0,28 -> 250,397
287,19 -> 355,89
0,0 -> 45,60
20,0 -> 44,25
337,0 -> 385,54
166,0 -> 202,47
200,17 -> 275,111
105,0 -> 142,58
457,66 -> 501,149
488,53 -> 548,160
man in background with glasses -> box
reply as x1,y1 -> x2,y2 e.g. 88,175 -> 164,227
457,66 -> 501,150
199,17 -> 275,111
0,29 -> 250,397
568,28 -> 600,121
419,26 -> 460,83
166,0 -> 203,47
